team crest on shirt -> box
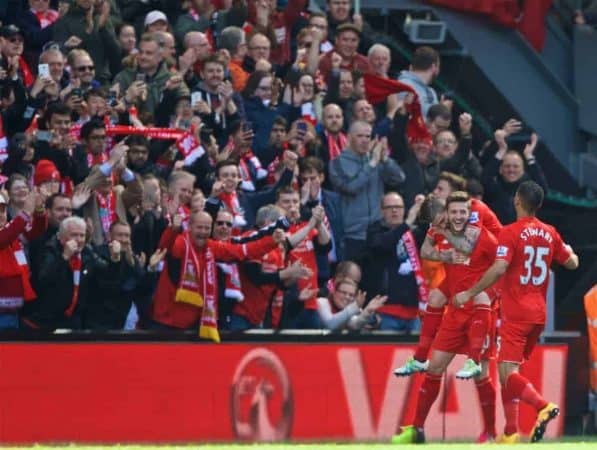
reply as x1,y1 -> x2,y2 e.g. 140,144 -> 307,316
496,246 -> 508,257
469,211 -> 479,224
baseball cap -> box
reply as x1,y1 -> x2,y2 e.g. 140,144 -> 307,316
336,23 -> 361,37
144,10 -> 168,27
0,24 -> 23,39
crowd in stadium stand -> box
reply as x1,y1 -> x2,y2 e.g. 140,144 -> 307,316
0,0 -> 550,337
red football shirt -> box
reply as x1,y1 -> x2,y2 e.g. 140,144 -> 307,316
470,198 -> 503,237
289,222 -> 319,310
429,225 -> 498,310
495,216 -> 571,324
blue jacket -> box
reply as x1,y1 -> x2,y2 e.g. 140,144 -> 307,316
243,97 -> 300,153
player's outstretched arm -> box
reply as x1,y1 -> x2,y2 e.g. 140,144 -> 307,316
453,259 -> 508,306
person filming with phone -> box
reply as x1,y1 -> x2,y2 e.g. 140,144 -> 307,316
113,33 -> 189,115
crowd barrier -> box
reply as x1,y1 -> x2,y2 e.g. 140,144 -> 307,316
0,336 -> 569,444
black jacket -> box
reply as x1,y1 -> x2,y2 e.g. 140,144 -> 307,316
482,156 -> 548,225
364,221 -> 420,309
24,237 -> 122,330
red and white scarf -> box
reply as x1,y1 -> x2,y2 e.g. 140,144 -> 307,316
64,254 -> 82,318
175,131 -> 205,165
403,229 -> 429,310
33,8 -> 59,28
326,131 -> 347,161
87,151 -> 108,168
217,262 -> 244,301
301,102 -> 318,126
174,234 -> 220,342
238,150 -> 267,191
97,191 -> 116,238
218,191 -> 247,229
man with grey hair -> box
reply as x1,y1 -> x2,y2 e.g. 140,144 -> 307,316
218,26 -> 248,91
24,215 -> 124,330
329,120 -> 405,263
368,43 -> 391,78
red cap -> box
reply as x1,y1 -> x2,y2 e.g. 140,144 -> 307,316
34,159 -> 60,186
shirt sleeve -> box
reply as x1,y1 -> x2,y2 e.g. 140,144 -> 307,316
496,226 -> 516,264
552,228 -> 572,266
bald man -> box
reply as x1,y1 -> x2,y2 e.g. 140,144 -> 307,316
149,210 -> 286,335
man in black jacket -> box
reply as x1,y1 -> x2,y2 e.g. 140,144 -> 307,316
364,192 -> 425,333
23,216 -> 123,330
482,132 -> 548,224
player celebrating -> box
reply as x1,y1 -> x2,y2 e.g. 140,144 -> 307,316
392,192 -> 499,443
453,181 -> 579,443
394,175 -> 502,378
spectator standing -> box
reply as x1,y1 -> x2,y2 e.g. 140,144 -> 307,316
329,120 -> 405,263
482,132 -> 548,224
365,192 -> 426,332
398,46 -> 440,118
53,0 -> 120,84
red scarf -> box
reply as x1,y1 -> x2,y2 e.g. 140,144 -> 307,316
87,151 -> 108,168
363,73 -> 431,144
97,191 -> 116,238
217,262 -> 244,301
64,254 -> 82,317
174,234 -> 220,342
403,229 -> 429,309
33,8 -> 59,28
176,131 -> 205,165
19,56 -> 34,88
218,191 -> 247,229
325,131 -> 347,161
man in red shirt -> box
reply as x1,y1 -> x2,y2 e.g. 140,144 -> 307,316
318,23 -> 370,79
454,181 -> 579,443
393,191 -> 499,444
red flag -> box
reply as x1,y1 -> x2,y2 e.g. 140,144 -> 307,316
363,73 -> 432,144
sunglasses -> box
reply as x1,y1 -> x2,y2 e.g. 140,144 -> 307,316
216,220 -> 233,227
76,65 -> 95,72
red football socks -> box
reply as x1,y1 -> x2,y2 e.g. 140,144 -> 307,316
414,306 -> 444,362
475,377 -> 496,437
501,385 -> 519,436
413,373 -> 443,428
507,372 -> 548,411
468,305 -> 491,363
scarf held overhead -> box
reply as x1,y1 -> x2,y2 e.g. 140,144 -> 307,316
363,73 -> 431,144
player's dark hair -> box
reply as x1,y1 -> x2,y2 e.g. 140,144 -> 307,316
516,180 -> 544,214
276,185 -> 298,201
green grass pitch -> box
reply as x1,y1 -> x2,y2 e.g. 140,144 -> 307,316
3,440 -> 597,450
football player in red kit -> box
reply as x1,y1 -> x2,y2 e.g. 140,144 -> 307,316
392,191 -> 499,443
454,181 -> 579,443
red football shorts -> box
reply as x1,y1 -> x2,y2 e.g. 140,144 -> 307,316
432,308 -> 497,360
497,320 -> 544,364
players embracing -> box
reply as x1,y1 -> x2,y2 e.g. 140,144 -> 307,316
392,181 -> 578,444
